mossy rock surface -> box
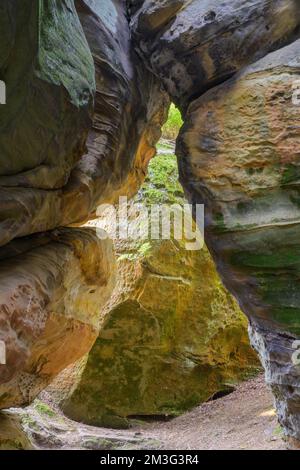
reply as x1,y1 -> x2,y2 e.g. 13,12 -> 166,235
60,147 -> 259,428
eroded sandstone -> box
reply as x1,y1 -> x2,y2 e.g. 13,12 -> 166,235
0,0 -> 168,247
130,0 -> 300,113
48,147 -> 258,428
1,0 -> 300,448
177,39 -> 300,441
0,228 -> 115,409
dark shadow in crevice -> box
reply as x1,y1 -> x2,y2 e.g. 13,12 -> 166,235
208,386 -> 236,402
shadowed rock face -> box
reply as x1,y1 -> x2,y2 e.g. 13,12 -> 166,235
0,0 -> 167,413
0,0 -> 95,187
130,0 -> 300,113
0,0 -> 95,247
176,38 -> 300,439
0,0 -> 168,247
177,39 -> 300,336
63,0 -> 169,224
176,41 -> 300,441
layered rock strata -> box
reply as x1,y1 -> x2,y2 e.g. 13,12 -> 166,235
0,228 -> 116,409
0,0 -> 168,247
1,0 -> 300,446
0,0 -> 167,412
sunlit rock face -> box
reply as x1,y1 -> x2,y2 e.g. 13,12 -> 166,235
177,40 -> 300,441
0,228 -> 116,410
51,151 -> 257,428
0,0 -> 168,247
129,0 -> 300,113
1,0 -> 300,447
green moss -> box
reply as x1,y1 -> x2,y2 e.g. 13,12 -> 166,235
34,400 -> 57,418
62,133 -> 258,428
0,439 -> 25,450
281,164 -> 300,185
138,242 -> 152,257
272,307 -> 300,333
213,212 -> 227,232
21,414 -> 40,431
38,0 -> 95,106
138,152 -> 184,206
161,104 -> 183,139
273,424 -> 284,437
232,249 -> 300,268
118,253 -> 138,262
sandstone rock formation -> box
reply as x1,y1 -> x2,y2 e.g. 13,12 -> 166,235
63,0 -> 169,223
130,0 -> 300,113
129,0 -> 300,445
0,400 -> 158,450
1,0 -> 300,448
0,0 -> 95,247
0,228 -> 115,409
50,147 -> 258,428
0,0 -> 167,416
0,0 -> 168,247
177,40 -> 300,444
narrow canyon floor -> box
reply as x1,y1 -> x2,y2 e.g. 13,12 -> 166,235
1,374 -> 285,450
135,374 -> 284,450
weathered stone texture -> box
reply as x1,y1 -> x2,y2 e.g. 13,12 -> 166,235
0,0 -> 168,247
130,0 -> 300,112
177,39 -> 300,441
0,228 -> 115,409
52,150 -> 258,428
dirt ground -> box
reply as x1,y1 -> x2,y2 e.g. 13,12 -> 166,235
133,374 -> 285,450
11,374 -> 285,450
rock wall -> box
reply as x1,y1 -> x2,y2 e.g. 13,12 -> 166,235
0,228 -> 116,409
1,0 -> 300,446
129,0 -> 300,113
0,0 -> 168,247
0,0 -> 167,413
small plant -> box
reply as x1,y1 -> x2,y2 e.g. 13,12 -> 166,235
34,400 -> 57,418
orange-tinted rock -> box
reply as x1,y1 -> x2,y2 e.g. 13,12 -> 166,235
0,228 -> 115,409
51,151 -> 258,428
